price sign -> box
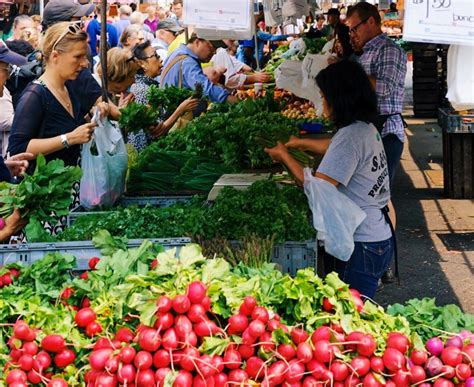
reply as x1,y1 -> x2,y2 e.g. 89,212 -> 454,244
183,0 -> 251,30
403,0 -> 474,46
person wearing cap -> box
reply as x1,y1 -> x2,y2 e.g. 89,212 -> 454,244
321,8 -> 341,39
42,0 -> 95,30
160,35 -> 238,104
86,3 -> 119,57
152,18 -> 182,61
113,5 -> 133,42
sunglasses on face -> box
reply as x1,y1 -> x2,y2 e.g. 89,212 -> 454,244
349,17 -> 370,35
143,51 -> 160,60
52,21 -> 83,51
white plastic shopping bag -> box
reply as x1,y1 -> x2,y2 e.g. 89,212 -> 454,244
446,45 -> 474,111
303,168 -> 366,261
80,114 -> 128,210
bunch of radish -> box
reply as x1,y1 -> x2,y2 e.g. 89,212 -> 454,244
79,257 -> 101,281
4,320 -> 73,386
0,267 -> 20,288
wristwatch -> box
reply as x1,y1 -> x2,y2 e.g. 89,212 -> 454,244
60,134 -> 70,148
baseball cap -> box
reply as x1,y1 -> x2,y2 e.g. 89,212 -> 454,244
156,18 -> 183,34
0,43 -> 28,67
325,8 -> 341,16
43,0 -> 95,28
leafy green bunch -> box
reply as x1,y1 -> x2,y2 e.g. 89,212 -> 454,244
147,85 -> 193,118
0,154 -> 82,242
118,102 -> 158,134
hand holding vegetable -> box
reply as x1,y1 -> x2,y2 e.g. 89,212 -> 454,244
5,152 -> 35,177
177,97 -> 200,115
252,72 -> 272,83
264,141 -> 290,163
0,208 -> 27,240
118,92 -> 135,109
68,122 -> 97,146
285,135 -> 306,151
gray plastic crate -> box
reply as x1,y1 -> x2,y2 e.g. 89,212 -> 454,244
119,195 -> 193,207
438,108 -> 474,133
272,241 -> 317,276
0,238 -> 191,270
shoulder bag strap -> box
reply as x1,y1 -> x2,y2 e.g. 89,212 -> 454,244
160,54 -> 189,89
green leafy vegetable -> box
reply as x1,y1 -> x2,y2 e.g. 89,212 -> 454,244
118,102 -> 158,133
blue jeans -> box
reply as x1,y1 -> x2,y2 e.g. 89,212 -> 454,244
323,237 -> 394,299
382,134 -> 404,189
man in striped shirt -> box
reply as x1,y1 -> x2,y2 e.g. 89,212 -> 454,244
346,2 -> 407,187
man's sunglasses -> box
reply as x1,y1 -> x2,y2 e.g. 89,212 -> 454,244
349,17 -> 370,35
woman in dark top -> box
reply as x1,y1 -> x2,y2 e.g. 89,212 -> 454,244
8,22 -> 104,167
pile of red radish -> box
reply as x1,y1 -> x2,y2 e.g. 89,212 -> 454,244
0,267 -> 20,288
4,321 -> 73,387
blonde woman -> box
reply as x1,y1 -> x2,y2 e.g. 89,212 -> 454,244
8,22 -> 107,168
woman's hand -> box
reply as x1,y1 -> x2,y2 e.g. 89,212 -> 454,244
68,122 -> 97,145
253,72 -> 272,83
2,209 -> 27,239
285,135 -> 305,151
264,142 -> 290,163
118,92 -> 135,109
96,101 -> 111,119
177,98 -> 200,115
5,153 -> 35,177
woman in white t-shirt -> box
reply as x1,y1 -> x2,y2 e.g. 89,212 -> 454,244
265,60 -> 395,299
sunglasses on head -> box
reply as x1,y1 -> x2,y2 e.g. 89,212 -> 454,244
52,21 -> 83,52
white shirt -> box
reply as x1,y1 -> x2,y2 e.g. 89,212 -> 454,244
0,87 -> 14,157
212,48 -> 247,89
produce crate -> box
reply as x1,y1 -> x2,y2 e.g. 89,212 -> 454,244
0,238 -> 191,269
271,241 -> 317,276
438,108 -> 474,134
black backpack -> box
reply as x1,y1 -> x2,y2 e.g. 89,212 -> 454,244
6,58 -> 43,108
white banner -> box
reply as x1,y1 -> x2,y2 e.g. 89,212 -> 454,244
183,0 -> 251,30
403,0 -> 474,46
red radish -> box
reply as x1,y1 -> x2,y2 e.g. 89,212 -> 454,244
291,328 -> 309,345
391,370 -> 409,386
239,296 -> 257,316
446,335 -> 463,349
426,337 -> 444,356
187,303 -> 207,323
27,370 -> 42,384
363,373 -> 383,387
410,349 -> 428,365
463,344 -> 474,363
93,337 -> 115,350
136,369 -> 155,387
296,342 -> 313,363
223,349 -> 242,369
322,297 -> 334,312
267,319 -> 280,332
201,296 -> 211,311
153,349 -> 170,368
345,331 -> 364,351
357,334 -> 376,357
313,340 -> 334,363
13,321 -> 34,341
89,348 -> 113,371
426,356 -> 444,377
156,295 -> 172,312
60,287 -> 74,300
351,356 -> 370,377
303,376 -> 319,386
441,365 -> 455,379
228,369 -> 248,383
88,256 -> 100,269
155,311 -> 174,331
194,320 -> 220,337
251,306 -> 270,323
382,347 -> 405,372
155,367 -> 171,384
104,356 -> 119,373
433,378 -> 455,387
266,360 -> 288,384
162,328 -> 179,350
248,320 -> 265,338
6,369 -> 27,384
239,344 -> 255,359
79,272 -> 88,280
241,328 -> 257,345
54,349 -> 75,368
387,332 -> 410,354
175,315 -> 193,338
81,297 -> 90,308
306,359 -> 327,379
212,355 -> 224,373
186,281 -> 207,304
214,373 -> 228,385
408,365 -> 426,384
456,363 -> 471,380
441,346 -> 462,366
85,321 -> 102,337
47,378 -> 68,387
311,326 -> 331,345
246,356 -> 265,379
228,314 -> 249,334
370,356 -> 384,373
150,258 -> 159,269
182,331 -> 198,347
74,307 -> 96,328
22,341 -> 38,356
134,351 -> 153,370
2,273 -> 13,286
278,344 -> 296,360
330,361 -> 349,381
260,331 -> 275,353
117,363 -> 136,384
285,359 -> 306,383
180,347 -> 199,371
195,354 -> 214,378
344,375 -> 361,386
41,334 -> 65,353
18,354 -> 34,371
32,351 -> 51,371
349,288 -> 364,311
9,268 -> 20,278
193,376 -> 215,387
172,294 -> 191,314
115,327 -> 134,343
138,328 -> 161,352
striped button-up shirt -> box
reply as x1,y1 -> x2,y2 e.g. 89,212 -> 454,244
358,34 -> 407,142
